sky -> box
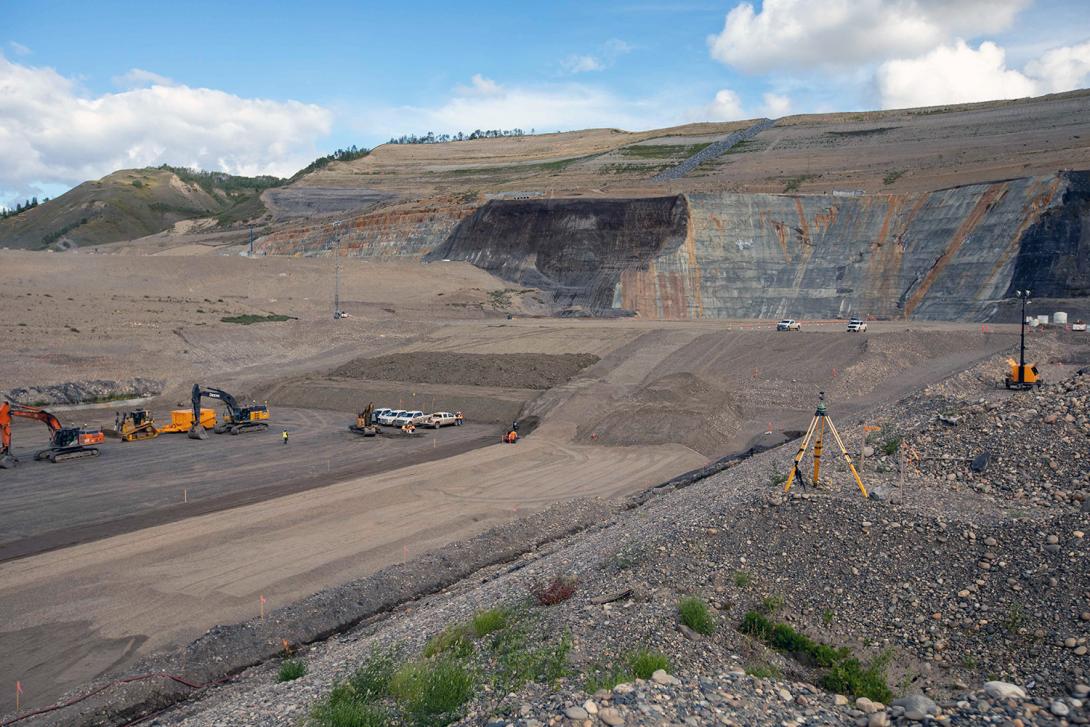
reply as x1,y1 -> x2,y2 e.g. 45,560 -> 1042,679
2,0 -> 1089,207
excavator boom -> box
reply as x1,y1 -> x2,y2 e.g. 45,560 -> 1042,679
1,401 -> 103,467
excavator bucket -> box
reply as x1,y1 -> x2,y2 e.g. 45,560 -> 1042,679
188,426 -> 208,440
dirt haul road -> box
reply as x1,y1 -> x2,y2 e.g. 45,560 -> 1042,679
0,407 -> 496,562
0,434 -> 703,715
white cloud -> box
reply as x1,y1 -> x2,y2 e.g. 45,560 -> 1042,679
876,39 -> 1090,109
707,89 -> 745,120
558,38 -> 634,75
1025,41 -> 1090,93
709,0 -> 1030,72
456,73 -> 503,96
561,54 -> 605,74
8,41 -> 30,56
112,67 -> 175,89
0,55 -> 332,200
761,92 -> 792,116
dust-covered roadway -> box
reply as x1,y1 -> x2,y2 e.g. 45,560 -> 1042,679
0,432 -> 702,715
0,407 -> 495,562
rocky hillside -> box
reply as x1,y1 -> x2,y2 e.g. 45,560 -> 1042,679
0,167 -> 284,250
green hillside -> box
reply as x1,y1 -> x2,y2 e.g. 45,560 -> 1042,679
0,166 -> 285,250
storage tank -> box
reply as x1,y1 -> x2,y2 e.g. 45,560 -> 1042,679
1038,314 -> 1050,325
1054,311 -> 1068,325
1029,318 -> 1040,327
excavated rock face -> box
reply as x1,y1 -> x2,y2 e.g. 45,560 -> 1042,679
426,196 -> 689,310
428,172 -> 1088,321
1008,170 -> 1090,299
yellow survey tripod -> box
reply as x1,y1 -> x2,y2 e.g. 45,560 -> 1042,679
783,391 -> 869,498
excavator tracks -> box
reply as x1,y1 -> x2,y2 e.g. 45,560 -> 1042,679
216,422 -> 269,435
35,447 -> 101,464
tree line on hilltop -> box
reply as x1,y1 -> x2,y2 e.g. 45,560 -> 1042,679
387,128 -> 533,144
1,196 -> 49,220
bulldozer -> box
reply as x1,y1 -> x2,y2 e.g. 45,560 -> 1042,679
1,401 -> 105,467
349,402 -> 378,437
112,409 -> 159,442
187,384 -> 269,439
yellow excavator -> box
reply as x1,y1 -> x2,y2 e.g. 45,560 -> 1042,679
349,402 -> 378,437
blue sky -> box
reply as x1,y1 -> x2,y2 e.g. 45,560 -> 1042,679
2,0 -> 1089,206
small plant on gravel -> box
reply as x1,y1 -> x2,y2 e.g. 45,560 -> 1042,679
584,663 -> 634,692
279,658 -> 307,682
733,570 -> 752,588
822,609 -> 835,626
822,650 -> 893,704
491,622 -> 572,690
960,653 -> 978,669
348,650 -> 398,703
740,611 -> 893,703
883,169 -> 905,185
423,624 -> 474,659
628,649 -> 670,679
760,594 -> 785,615
769,471 -> 788,487
471,608 -> 509,638
678,596 -> 716,635
389,656 -> 476,727
310,688 -> 390,727
1002,603 -> 1026,633
530,575 -> 578,606
880,434 -> 903,456
745,662 -> 782,679
611,545 -> 646,571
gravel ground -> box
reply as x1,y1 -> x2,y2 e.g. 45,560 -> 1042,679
138,355 -> 1089,727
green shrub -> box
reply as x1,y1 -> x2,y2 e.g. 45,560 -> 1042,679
761,594 -> 785,614
584,663 -> 632,692
678,597 -> 716,635
733,570 -> 752,588
880,435 -> 902,456
883,169 -> 904,185
492,628 -> 571,690
422,624 -> 473,659
310,684 -> 389,727
390,657 -> 476,727
221,313 -> 294,325
471,608 -> 509,638
822,609 -> 835,626
628,649 -> 669,679
822,652 -> 893,703
279,658 -> 307,682
740,611 -> 892,701
348,651 -> 398,702
745,662 -> 782,679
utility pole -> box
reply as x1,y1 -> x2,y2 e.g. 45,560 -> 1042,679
334,259 -> 341,319
1015,290 -> 1031,385
332,221 -> 343,320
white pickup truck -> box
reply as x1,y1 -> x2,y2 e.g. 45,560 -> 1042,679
392,410 -> 426,427
425,411 -> 459,428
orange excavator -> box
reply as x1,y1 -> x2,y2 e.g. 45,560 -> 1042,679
0,401 -> 105,468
